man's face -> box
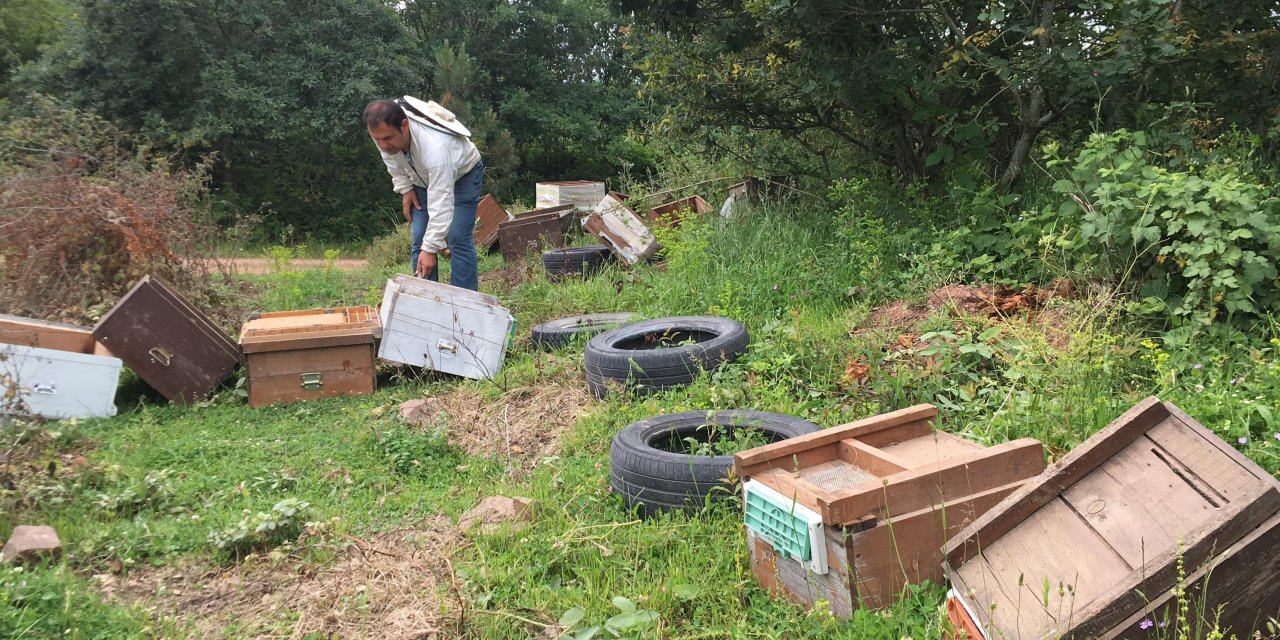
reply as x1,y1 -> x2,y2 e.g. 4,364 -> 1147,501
368,120 -> 410,155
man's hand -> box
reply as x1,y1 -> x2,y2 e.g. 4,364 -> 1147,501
401,190 -> 420,222
415,251 -> 438,278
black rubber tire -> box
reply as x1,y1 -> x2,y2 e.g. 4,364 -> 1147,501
585,369 -> 699,397
529,313 -> 638,351
583,316 -> 748,398
542,245 -> 612,276
608,411 -> 820,518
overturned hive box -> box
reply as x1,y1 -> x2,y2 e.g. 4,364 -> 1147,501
475,194 -> 513,252
646,195 -> 712,229
582,192 -> 658,266
92,275 -> 240,403
378,275 -> 515,381
0,314 -> 122,419
496,204 -> 575,262
239,307 -> 381,408
944,397 -> 1280,640
734,404 -> 1045,614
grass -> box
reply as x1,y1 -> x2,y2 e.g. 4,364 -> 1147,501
3,200 -> 1279,638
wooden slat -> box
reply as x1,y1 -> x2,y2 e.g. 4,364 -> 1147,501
846,480 -> 1024,609
1070,484 -> 1280,637
1145,413 -> 1265,504
877,430 -> 984,468
837,439 -> 910,476
740,442 -> 841,479
734,404 -> 936,475
943,396 -> 1168,568
854,419 -> 935,448
750,468 -> 837,514
0,314 -> 94,353
1062,435 -> 1220,562
818,438 -> 1045,524
962,497 -> 1133,639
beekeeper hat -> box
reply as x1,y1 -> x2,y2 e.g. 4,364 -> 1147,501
397,95 -> 472,138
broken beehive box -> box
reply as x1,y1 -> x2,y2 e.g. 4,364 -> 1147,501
496,204 -> 575,262
475,194 -> 514,252
944,397 -> 1280,640
92,275 -> 240,403
535,180 -> 606,212
582,191 -> 658,266
239,306 -> 381,408
378,275 -> 515,380
646,195 -> 712,229
734,404 -> 1046,614
0,314 -> 122,419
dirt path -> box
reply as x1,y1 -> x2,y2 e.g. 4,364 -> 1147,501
221,257 -> 369,274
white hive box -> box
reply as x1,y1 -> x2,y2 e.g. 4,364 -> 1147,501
535,181 -> 607,212
0,343 -> 122,419
378,275 -> 515,380
582,191 -> 658,266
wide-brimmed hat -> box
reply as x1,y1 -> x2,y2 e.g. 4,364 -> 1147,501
397,95 -> 472,138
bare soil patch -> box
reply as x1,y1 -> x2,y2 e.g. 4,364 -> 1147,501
107,519 -> 463,639
400,359 -> 594,469
222,258 -> 369,275
859,280 -> 1075,334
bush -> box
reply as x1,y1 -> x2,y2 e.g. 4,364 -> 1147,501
0,96 -> 223,324
1052,130 -> 1280,326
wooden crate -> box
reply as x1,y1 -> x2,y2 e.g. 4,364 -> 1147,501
582,192 -> 657,266
239,306 -> 381,408
496,204 -> 575,262
733,404 -> 1046,613
0,342 -> 122,420
944,397 -> 1280,640
92,275 -> 240,403
646,195 -> 712,229
475,194 -> 512,252
377,275 -> 514,380
535,180 -> 606,212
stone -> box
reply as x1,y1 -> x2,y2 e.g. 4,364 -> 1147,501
457,496 -> 538,535
1,525 -> 61,563
399,399 -> 427,421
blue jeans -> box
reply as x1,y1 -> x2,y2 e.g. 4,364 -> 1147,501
410,158 -> 484,291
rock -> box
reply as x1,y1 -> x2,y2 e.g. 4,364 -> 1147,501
399,399 -> 428,421
1,525 -> 61,563
457,496 -> 538,535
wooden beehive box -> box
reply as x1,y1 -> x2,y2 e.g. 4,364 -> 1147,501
475,194 -> 513,252
944,397 -> 1280,640
535,180 -> 606,212
92,275 -> 240,403
646,195 -> 712,229
582,192 -> 658,266
733,404 -> 1046,614
1,314 -> 122,419
497,204 -> 575,262
239,306 -> 381,408
377,275 -> 514,380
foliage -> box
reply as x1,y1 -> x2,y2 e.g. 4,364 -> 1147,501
0,564 -> 163,639
1054,129 -> 1280,325
375,424 -> 458,476
0,96 -> 225,324
0,0 -> 66,95
208,497 -> 312,559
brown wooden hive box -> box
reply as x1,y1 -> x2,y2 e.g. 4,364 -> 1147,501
944,397 -> 1280,640
92,275 -> 240,403
733,404 -> 1046,614
496,204 -> 575,262
239,306 -> 381,408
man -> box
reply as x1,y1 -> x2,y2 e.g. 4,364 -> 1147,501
363,98 -> 483,290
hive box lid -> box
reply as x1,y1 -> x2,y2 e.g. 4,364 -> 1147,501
0,313 -> 94,353
943,397 -> 1280,640
240,306 -> 381,354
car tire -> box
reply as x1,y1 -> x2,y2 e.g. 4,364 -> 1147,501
529,313 -> 639,351
583,316 -> 748,397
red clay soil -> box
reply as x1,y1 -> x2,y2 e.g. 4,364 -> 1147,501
859,280 -> 1076,333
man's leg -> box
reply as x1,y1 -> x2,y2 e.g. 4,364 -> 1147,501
446,159 -> 484,291
409,185 -> 438,281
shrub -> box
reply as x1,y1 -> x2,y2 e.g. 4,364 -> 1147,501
0,96 -> 223,324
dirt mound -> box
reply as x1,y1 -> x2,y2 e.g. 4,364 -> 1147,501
860,280 -> 1074,333
108,519 -> 461,639
401,362 -> 594,469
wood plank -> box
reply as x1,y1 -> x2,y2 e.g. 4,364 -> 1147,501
246,344 -> 375,378
734,404 -> 936,473
0,314 -> 94,353
854,419 -> 935,448
1061,435 -> 1221,563
739,442 -> 841,479
837,439 -> 911,476
1103,512 -> 1280,640
751,468 -> 837,515
878,431 -> 985,468
1145,414 -> 1266,505
962,497 -> 1134,640
818,438 -> 1044,524
846,481 -> 1024,609
943,396 -> 1169,568
1070,484 -> 1280,638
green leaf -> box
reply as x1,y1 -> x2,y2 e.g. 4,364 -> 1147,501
573,626 -> 601,640
559,607 -> 586,628
611,596 -> 635,614
672,584 -> 700,600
